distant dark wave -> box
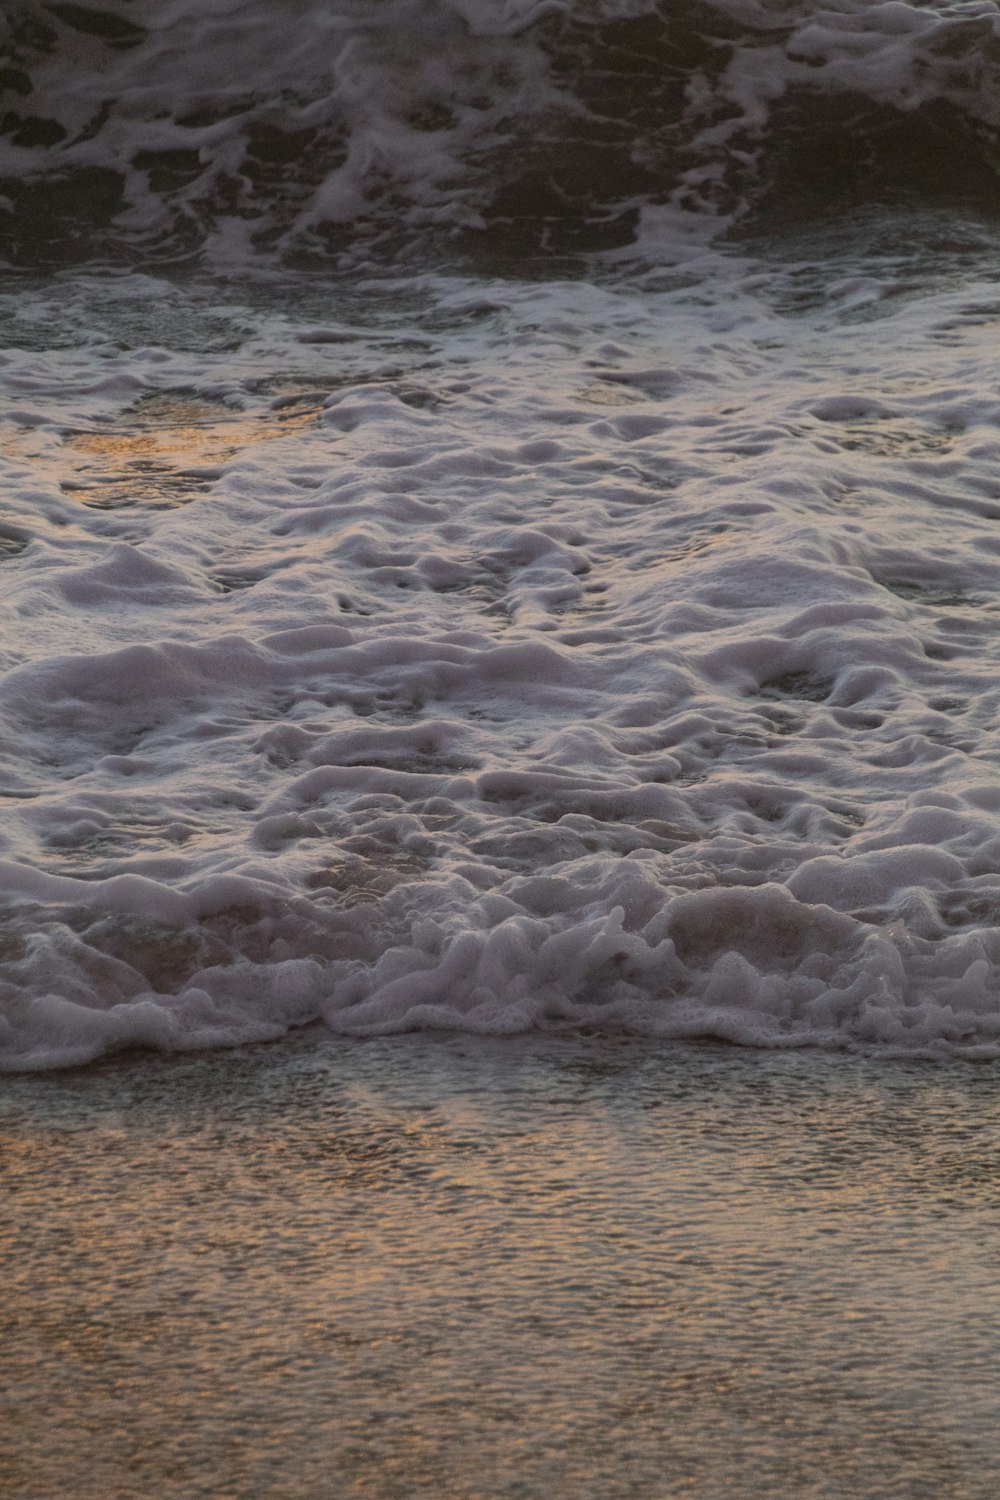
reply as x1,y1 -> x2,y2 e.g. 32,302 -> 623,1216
3,0 -> 1000,266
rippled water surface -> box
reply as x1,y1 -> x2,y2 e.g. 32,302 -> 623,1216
3,1035 -> 999,1499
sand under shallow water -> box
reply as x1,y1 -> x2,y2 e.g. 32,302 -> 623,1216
3,1032 -> 999,1500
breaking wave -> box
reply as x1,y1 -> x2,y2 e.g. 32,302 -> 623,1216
3,0 -> 1000,265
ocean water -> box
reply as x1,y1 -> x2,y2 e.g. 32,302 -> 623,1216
4,0 -> 1000,1068
6,6 -> 1000,1496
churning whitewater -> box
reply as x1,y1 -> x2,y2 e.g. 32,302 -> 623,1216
5,0 -> 1000,1068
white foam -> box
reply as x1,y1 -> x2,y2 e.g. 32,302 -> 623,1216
5,228 -> 1000,1066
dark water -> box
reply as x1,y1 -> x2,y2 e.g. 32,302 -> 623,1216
4,0 -> 1000,267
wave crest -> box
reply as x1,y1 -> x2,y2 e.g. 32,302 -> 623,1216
3,3 -> 1000,261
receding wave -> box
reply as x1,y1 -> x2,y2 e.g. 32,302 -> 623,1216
7,2 -> 1000,1072
4,0 -> 1000,266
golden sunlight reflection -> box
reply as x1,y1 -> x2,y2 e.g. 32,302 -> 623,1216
58,390 -> 322,507
30,389 -> 326,509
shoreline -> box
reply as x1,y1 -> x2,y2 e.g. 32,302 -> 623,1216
4,1031 -> 1000,1499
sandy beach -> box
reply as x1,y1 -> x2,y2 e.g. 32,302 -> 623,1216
3,1033 -> 999,1500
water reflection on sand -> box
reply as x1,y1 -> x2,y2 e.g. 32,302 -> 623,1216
2,1033 -> 998,1499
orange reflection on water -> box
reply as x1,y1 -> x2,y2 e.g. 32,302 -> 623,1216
57,391 -> 322,509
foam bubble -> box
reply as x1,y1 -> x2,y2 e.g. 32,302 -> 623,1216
6,198 -> 1000,1066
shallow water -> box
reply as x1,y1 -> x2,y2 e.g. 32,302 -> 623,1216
8,223 -> 1000,1064
8,2 -> 1000,1066
3,1033 -> 999,1499
6,5 -> 1000,1494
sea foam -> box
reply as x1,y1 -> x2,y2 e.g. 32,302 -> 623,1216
5,247 -> 1000,1067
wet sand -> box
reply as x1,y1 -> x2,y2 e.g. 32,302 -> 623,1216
3,1032 -> 999,1499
